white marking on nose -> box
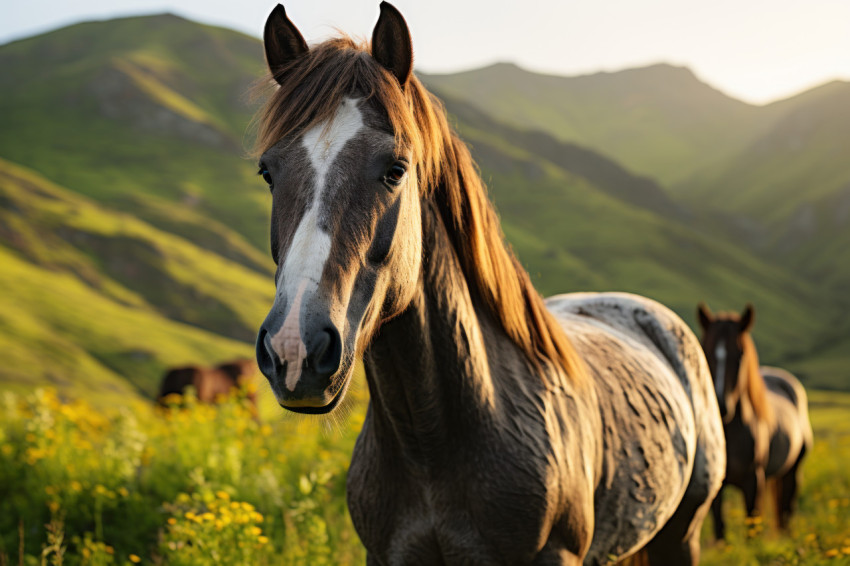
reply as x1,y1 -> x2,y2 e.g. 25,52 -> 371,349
271,279 -> 308,391
714,342 -> 727,397
269,98 -> 364,390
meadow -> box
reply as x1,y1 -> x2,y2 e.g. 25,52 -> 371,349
1,384 -> 849,565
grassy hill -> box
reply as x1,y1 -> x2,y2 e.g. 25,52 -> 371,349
422,62 -> 766,186
0,14 -> 846,395
425,65 -> 850,389
0,158 -> 261,401
0,13 -> 270,254
436,95 -> 832,369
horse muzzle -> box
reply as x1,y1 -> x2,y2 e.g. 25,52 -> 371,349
256,311 -> 345,413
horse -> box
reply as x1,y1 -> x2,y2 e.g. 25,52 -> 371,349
157,358 -> 258,409
251,4 -> 725,563
697,303 -> 813,539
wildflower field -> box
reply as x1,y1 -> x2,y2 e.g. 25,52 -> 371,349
1,385 -> 848,565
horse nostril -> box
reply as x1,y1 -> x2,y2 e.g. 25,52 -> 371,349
255,327 -> 280,378
311,326 -> 342,377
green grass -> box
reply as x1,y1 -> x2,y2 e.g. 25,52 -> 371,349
2,387 -> 847,565
700,390 -> 850,565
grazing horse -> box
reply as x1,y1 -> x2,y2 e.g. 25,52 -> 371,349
697,303 -> 813,539
252,4 -> 724,564
157,358 -> 258,408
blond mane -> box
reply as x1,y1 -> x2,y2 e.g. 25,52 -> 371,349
739,333 -> 775,428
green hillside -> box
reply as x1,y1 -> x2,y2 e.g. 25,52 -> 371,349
0,13 -> 846,396
0,162 -> 251,404
678,81 -> 850,282
439,98 -> 832,367
422,63 -> 766,186
0,15 -> 278,401
0,158 -> 262,401
425,65 -> 850,389
0,13 -> 271,255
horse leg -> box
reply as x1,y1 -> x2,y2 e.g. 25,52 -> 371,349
777,448 -> 806,530
642,526 -> 701,566
743,467 -> 764,518
710,486 -> 725,542
742,467 -> 765,538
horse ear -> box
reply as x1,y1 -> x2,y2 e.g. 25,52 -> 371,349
697,302 -> 713,329
264,4 -> 308,85
372,2 -> 413,87
739,303 -> 755,333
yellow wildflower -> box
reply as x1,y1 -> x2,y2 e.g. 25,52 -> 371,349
825,549 -> 839,558
215,490 -> 230,501
167,518 -> 177,526
258,536 -> 269,545
70,481 -> 82,492
249,526 -> 262,536
201,513 -> 215,522
105,546 -> 114,555
129,554 -> 141,563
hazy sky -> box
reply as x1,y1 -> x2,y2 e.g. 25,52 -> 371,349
3,0 -> 849,104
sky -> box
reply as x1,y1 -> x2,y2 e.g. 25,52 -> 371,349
3,0 -> 850,105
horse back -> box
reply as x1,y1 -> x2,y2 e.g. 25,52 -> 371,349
545,292 -> 725,561
761,366 -> 813,476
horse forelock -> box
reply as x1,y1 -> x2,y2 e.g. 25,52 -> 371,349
252,35 -> 585,385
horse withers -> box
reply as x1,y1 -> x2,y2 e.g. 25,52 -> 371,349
251,3 -> 725,563
697,303 -> 813,539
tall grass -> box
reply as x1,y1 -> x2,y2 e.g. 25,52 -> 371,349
0,388 -> 364,565
2,387 -> 848,565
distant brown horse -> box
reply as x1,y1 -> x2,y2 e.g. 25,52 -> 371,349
697,303 -> 813,539
157,358 -> 258,408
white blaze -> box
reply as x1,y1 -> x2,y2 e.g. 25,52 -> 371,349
270,98 -> 364,388
714,342 -> 727,397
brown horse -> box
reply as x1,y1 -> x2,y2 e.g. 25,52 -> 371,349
251,4 -> 725,564
157,358 -> 258,408
697,303 -> 813,539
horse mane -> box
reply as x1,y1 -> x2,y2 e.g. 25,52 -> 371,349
739,333 -> 775,428
251,36 -> 585,383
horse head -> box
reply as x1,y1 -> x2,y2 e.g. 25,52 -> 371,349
254,3 -> 425,413
698,302 -> 755,422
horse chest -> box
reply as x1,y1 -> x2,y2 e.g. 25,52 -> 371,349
347,431 -> 581,565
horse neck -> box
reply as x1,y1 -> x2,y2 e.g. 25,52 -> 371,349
736,337 -> 775,428
362,201 -> 526,461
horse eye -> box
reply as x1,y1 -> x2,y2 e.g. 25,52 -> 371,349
383,163 -> 407,187
258,167 -> 273,189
